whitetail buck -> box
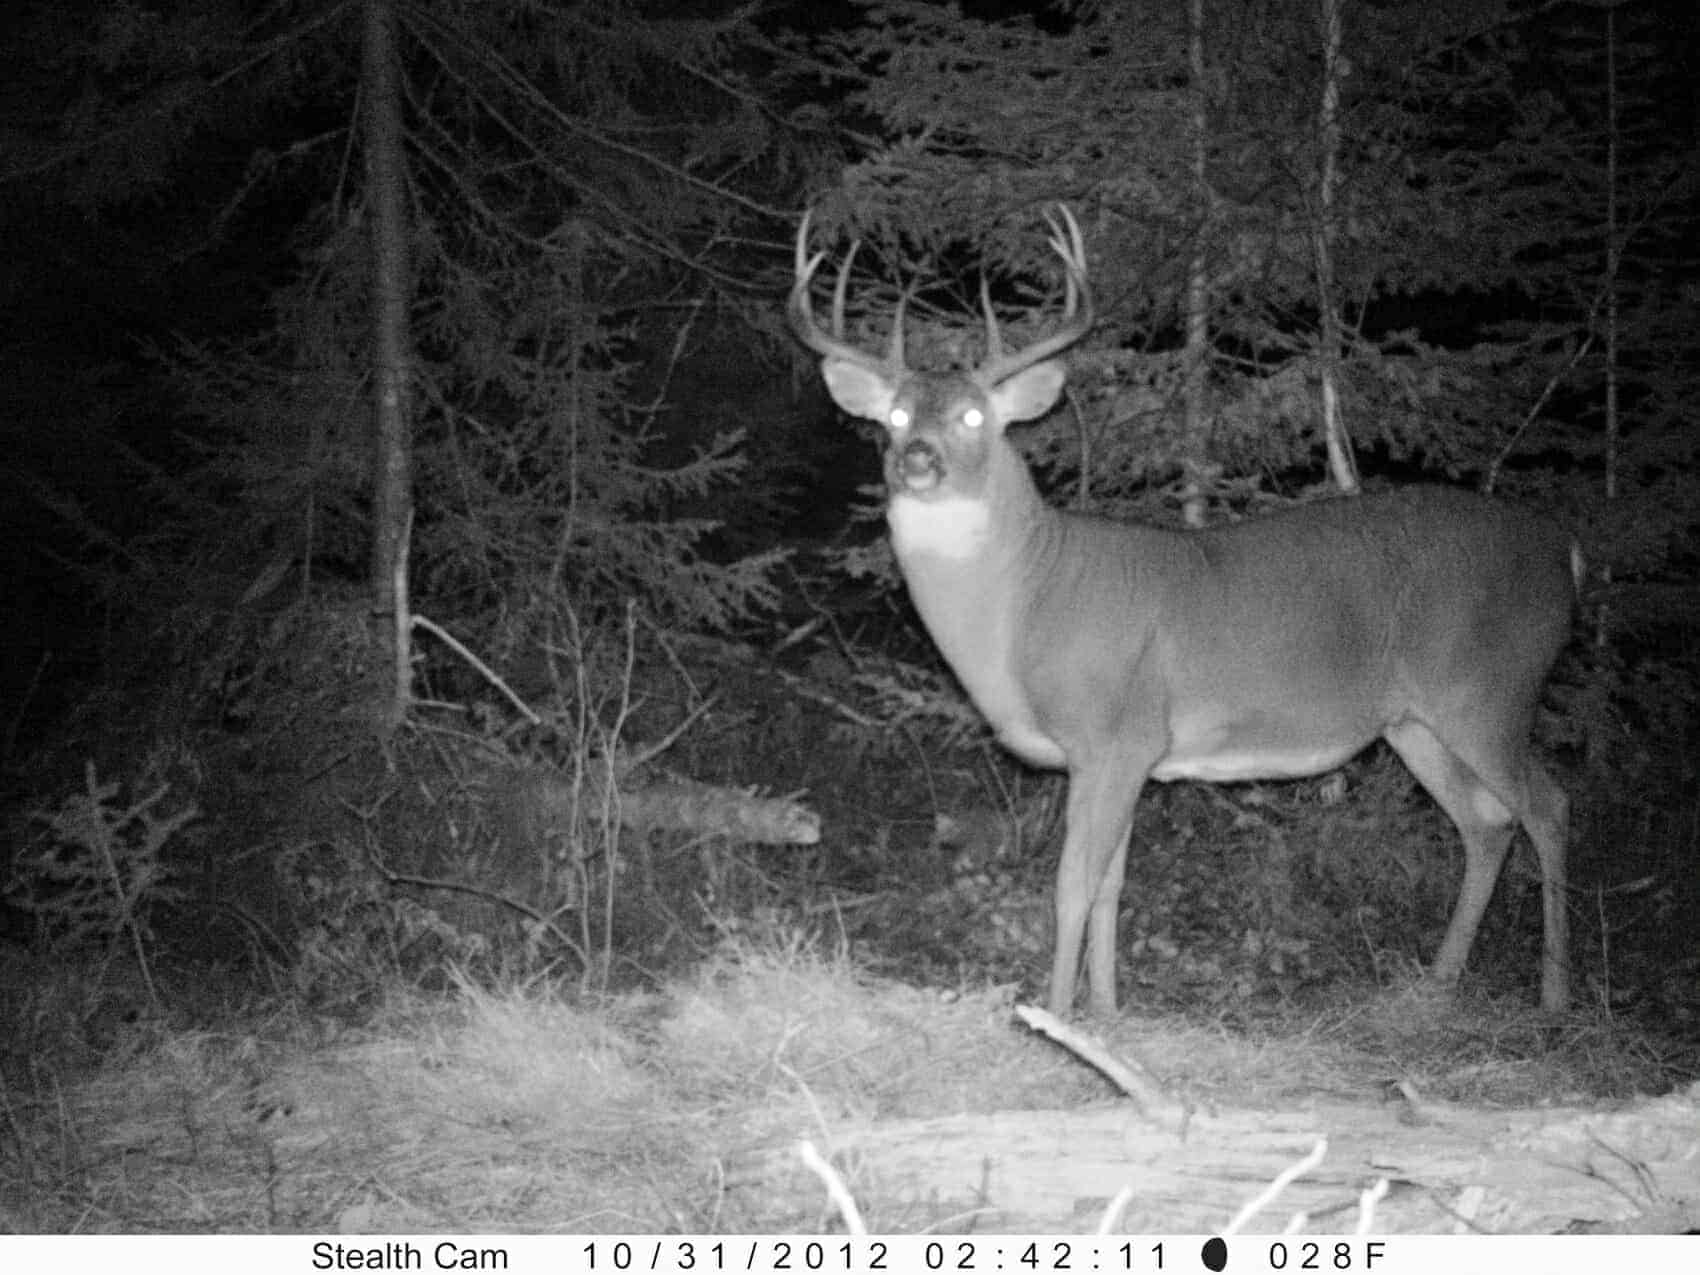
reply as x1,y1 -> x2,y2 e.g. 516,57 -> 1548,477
789,207 -> 1577,1016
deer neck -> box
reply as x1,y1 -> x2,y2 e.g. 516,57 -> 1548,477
886,448 -> 1064,758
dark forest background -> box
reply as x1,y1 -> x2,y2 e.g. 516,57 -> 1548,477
2,0 -> 1697,1039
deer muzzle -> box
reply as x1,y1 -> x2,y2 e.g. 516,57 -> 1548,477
889,438 -> 943,493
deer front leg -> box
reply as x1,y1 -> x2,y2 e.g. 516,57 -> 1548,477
1049,758 -> 1147,1017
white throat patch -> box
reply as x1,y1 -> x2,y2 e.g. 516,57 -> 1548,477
888,494 -> 992,561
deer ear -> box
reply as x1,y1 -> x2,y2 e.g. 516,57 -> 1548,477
988,360 -> 1066,423
821,360 -> 897,424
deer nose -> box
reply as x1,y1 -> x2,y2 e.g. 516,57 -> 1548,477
891,438 -> 943,491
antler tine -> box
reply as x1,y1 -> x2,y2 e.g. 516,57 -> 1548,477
830,239 -> 862,339
793,209 -> 818,286
1042,204 -> 1086,318
1043,205 -> 1087,295
972,203 -> 1095,389
887,289 -> 909,367
980,275 -> 1007,364
788,211 -> 901,372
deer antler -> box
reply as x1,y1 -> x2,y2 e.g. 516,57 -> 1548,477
787,212 -> 908,374
973,205 -> 1094,389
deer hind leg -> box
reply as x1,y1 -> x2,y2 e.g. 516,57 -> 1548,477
1050,760 -> 1145,1018
1383,718 -> 1569,1010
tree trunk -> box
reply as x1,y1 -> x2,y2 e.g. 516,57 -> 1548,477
1314,0 -> 1359,495
362,0 -> 415,733
1181,0 -> 1212,527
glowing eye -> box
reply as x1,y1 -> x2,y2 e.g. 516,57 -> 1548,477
889,408 -> 910,429
962,408 -> 984,428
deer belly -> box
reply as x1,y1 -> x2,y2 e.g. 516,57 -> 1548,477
1152,710 -> 1370,782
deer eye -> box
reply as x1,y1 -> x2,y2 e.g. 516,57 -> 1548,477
889,407 -> 910,429
962,408 -> 984,429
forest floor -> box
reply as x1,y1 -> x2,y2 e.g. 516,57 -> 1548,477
4,943 -> 1697,1235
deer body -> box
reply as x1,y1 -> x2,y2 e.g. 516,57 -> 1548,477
791,209 -> 1574,1017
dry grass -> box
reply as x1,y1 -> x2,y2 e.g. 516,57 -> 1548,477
1,933 -> 1691,1234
